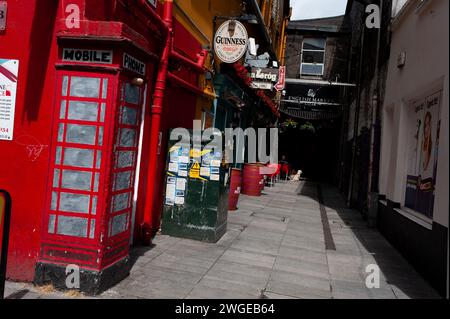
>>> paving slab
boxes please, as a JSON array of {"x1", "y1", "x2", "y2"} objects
[{"x1": 5, "y1": 181, "x2": 441, "y2": 299}]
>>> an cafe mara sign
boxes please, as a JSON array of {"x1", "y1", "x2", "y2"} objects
[{"x1": 214, "y1": 20, "x2": 248, "y2": 64}]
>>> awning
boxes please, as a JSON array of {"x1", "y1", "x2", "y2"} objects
[{"x1": 281, "y1": 81, "x2": 345, "y2": 120}]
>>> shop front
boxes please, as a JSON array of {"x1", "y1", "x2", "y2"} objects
[{"x1": 0, "y1": 0, "x2": 165, "y2": 293}]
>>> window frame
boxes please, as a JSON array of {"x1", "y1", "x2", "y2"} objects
[
  {"x1": 43, "y1": 70, "x2": 115, "y2": 245},
  {"x1": 300, "y1": 38, "x2": 326, "y2": 77}
]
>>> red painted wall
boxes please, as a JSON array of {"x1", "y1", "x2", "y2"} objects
[
  {"x1": 0, "y1": 0, "x2": 60, "y2": 281},
  {"x1": 0, "y1": 0, "x2": 163, "y2": 281}
]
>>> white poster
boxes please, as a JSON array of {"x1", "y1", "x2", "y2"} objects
[
  {"x1": 0, "y1": 59, "x2": 19, "y2": 141},
  {"x1": 405, "y1": 90, "x2": 442, "y2": 217}
]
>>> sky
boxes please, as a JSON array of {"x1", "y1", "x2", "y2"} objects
[{"x1": 290, "y1": 0, "x2": 349, "y2": 21}]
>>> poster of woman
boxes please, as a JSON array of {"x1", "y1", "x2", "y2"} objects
[{"x1": 405, "y1": 90, "x2": 442, "y2": 218}]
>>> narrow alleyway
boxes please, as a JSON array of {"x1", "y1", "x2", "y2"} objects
[{"x1": 5, "y1": 181, "x2": 440, "y2": 299}]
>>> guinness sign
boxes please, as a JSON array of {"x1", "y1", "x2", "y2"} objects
[{"x1": 214, "y1": 20, "x2": 248, "y2": 64}]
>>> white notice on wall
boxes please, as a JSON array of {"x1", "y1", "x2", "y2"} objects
[
  {"x1": 0, "y1": 59, "x2": 19, "y2": 141},
  {"x1": 175, "y1": 196, "x2": 185, "y2": 205},
  {"x1": 176, "y1": 178, "x2": 186, "y2": 191},
  {"x1": 168, "y1": 162, "x2": 178, "y2": 173}
]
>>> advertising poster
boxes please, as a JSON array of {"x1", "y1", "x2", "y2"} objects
[
  {"x1": 405, "y1": 90, "x2": 442, "y2": 218},
  {"x1": 0, "y1": 59, "x2": 19, "y2": 141}
]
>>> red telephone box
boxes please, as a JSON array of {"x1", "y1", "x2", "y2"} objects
[{"x1": 34, "y1": 44, "x2": 150, "y2": 294}]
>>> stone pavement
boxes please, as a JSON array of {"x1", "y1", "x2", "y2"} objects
[{"x1": 4, "y1": 180, "x2": 441, "y2": 299}]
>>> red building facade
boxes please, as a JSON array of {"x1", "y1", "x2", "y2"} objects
[{"x1": 0, "y1": 0, "x2": 203, "y2": 293}]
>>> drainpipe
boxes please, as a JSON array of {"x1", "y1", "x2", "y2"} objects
[
  {"x1": 141, "y1": 0, "x2": 208, "y2": 244},
  {"x1": 141, "y1": 0, "x2": 174, "y2": 244},
  {"x1": 367, "y1": 0, "x2": 385, "y2": 227},
  {"x1": 347, "y1": 22, "x2": 365, "y2": 207},
  {"x1": 368, "y1": 0, "x2": 384, "y2": 193}
]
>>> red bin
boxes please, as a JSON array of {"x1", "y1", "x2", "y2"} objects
[{"x1": 241, "y1": 164, "x2": 262, "y2": 196}]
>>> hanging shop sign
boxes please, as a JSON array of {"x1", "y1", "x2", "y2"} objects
[
  {"x1": 284, "y1": 83, "x2": 341, "y2": 106},
  {"x1": 0, "y1": 1, "x2": 7, "y2": 31},
  {"x1": 214, "y1": 20, "x2": 248, "y2": 64},
  {"x1": 0, "y1": 59, "x2": 19, "y2": 141},
  {"x1": 249, "y1": 67, "x2": 279, "y2": 83},
  {"x1": 251, "y1": 82, "x2": 273, "y2": 90},
  {"x1": 249, "y1": 67, "x2": 279, "y2": 91},
  {"x1": 281, "y1": 83, "x2": 342, "y2": 120},
  {"x1": 274, "y1": 66, "x2": 286, "y2": 91},
  {"x1": 62, "y1": 48, "x2": 113, "y2": 64},
  {"x1": 123, "y1": 53, "x2": 146, "y2": 76}
]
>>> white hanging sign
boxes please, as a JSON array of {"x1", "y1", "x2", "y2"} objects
[
  {"x1": 214, "y1": 20, "x2": 248, "y2": 64},
  {"x1": 0, "y1": 59, "x2": 19, "y2": 141}
]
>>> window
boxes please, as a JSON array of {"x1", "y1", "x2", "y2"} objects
[
  {"x1": 107, "y1": 81, "x2": 142, "y2": 238},
  {"x1": 301, "y1": 38, "x2": 326, "y2": 76},
  {"x1": 48, "y1": 74, "x2": 110, "y2": 239}
]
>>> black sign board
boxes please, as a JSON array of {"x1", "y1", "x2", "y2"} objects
[
  {"x1": 249, "y1": 67, "x2": 279, "y2": 83},
  {"x1": 281, "y1": 83, "x2": 343, "y2": 119}
]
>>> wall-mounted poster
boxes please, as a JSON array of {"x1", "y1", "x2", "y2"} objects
[
  {"x1": 0, "y1": 59, "x2": 19, "y2": 141},
  {"x1": 405, "y1": 90, "x2": 442, "y2": 218}
]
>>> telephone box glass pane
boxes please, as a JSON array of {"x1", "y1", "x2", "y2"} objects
[
  {"x1": 58, "y1": 124, "x2": 65, "y2": 142},
  {"x1": 63, "y1": 148, "x2": 94, "y2": 168},
  {"x1": 124, "y1": 83, "x2": 140, "y2": 104},
  {"x1": 61, "y1": 170, "x2": 92, "y2": 191},
  {"x1": 114, "y1": 171, "x2": 132, "y2": 191},
  {"x1": 113, "y1": 192, "x2": 131, "y2": 212},
  {"x1": 121, "y1": 106, "x2": 138, "y2": 125},
  {"x1": 98, "y1": 127, "x2": 104, "y2": 146},
  {"x1": 117, "y1": 151, "x2": 134, "y2": 168},
  {"x1": 96, "y1": 151, "x2": 102, "y2": 169},
  {"x1": 60, "y1": 101, "x2": 67, "y2": 119},
  {"x1": 66, "y1": 124, "x2": 97, "y2": 145},
  {"x1": 70, "y1": 77, "x2": 101, "y2": 98},
  {"x1": 93, "y1": 173, "x2": 99, "y2": 192},
  {"x1": 92, "y1": 195, "x2": 97, "y2": 214},
  {"x1": 48, "y1": 215, "x2": 56, "y2": 234},
  {"x1": 51, "y1": 191, "x2": 58, "y2": 210},
  {"x1": 102, "y1": 79, "x2": 108, "y2": 99},
  {"x1": 110, "y1": 213, "x2": 128, "y2": 236},
  {"x1": 119, "y1": 128, "x2": 136, "y2": 147},
  {"x1": 53, "y1": 169, "x2": 60, "y2": 187},
  {"x1": 89, "y1": 220, "x2": 95, "y2": 239},
  {"x1": 62, "y1": 76, "x2": 69, "y2": 96},
  {"x1": 57, "y1": 215, "x2": 88, "y2": 237},
  {"x1": 59, "y1": 192, "x2": 90, "y2": 213},
  {"x1": 100, "y1": 103, "x2": 106, "y2": 122},
  {"x1": 68, "y1": 101, "x2": 99, "y2": 122},
  {"x1": 55, "y1": 146, "x2": 62, "y2": 165}
]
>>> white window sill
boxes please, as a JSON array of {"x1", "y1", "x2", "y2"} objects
[
  {"x1": 378, "y1": 199, "x2": 433, "y2": 230},
  {"x1": 394, "y1": 207, "x2": 433, "y2": 230}
]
